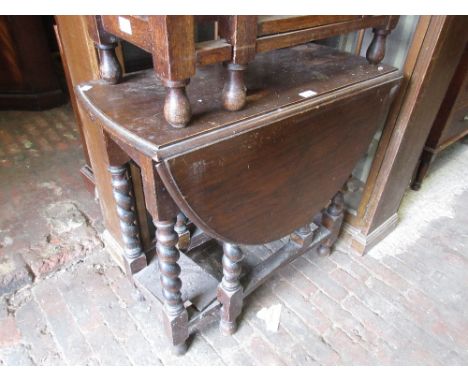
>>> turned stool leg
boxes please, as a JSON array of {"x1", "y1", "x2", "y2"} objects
[
  {"x1": 86, "y1": 16, "x2": 122, "y2": 84},
  {"x1": 366, "y1": 28, "x2": 391, "y2": 65},
  {"x1": 148, "y1": 16, "x2": 196, "y2": 128},
  {"x1": 222, "y1": 63, "x2": 248, "y2": 111},
  {"x1": 155, "y1": 218, "x2": 189, "y2": 355},
  {"x1": 217, "y1": 243, "x2": 244, "y2": 335},
  {"x1": 97, "y1": 43, "x2": 122, "y2": 84},
  {"x1": 163, "y1": 79, "x2": 191, "y2": 128},
  {"x1": 218, "y1": 16, "x2": 256, "y2": 112},
  {"x1": 319, "y1": 191, "x2": 345, "y2": 256},
  {"x1": 109, "y1": 164, "x2": 147, "y2": 274}
]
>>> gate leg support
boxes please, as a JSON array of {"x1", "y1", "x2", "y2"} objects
[
  {"x1": 318, "y1": 191, "x2": 344, "y2": 256},
  {"x1": 155, "y1": 218, "x2": 189, "y2": 355},
  {"x1": 217, "y1": 243, "x2": 244, "y2": 336}
]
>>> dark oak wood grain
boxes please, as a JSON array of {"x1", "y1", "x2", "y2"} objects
[
  {"x1": 95, "y1": 15, "x2": 398, "y2": 126},
  {"x1": 77, "y1": 42, "x2": 401, "y2": 353},
  {"x1": 0, "y1": 16, "x2": 66, "y2": 110},
  {"x1": 257, "y1": 16, "x2": 360, "y2": 36},
  {"x1": 160, "y1": 79, "x2": 398, "y2": 244},
  {"x1": 77, "y1": 44, "x2": 401, "y2": 245},
  {"x1": 412, "y1": 40, "x2": 468, "y2": 190},
  {"x1": 76, "y1": 44, "x2": 399, "y2": 159}
]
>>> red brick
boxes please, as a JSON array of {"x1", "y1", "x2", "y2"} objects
[
  {"x1": 0, "y1": 316, "x2": 21, "y2": 348},
  {"x1": 329, "y1": 267, "x2": 368, "y2": 296},
  {"x1": 279, "y1": 263, "x2": 318, "y2": 298},
  {"x1": 323, "y1": 327, "x2": 377, "y2": 365},
  {"x1": 310, "y1": 291, "x2": 379, "y2": 348},
  {"x1": 32, "y1": 281, "x2": 95, "y2": 365},
  {"x1": 355, "y1": 254, "x2": 411, "y2": 293},
  {"x1": 246, "y1": 336, "x2": 286, "y2": 365},
  {"x1": 271, "y1": 278, "x2": 333, "y2": 334},
  {"x1": 304, "y1": 250, "x2": 338, "y2": 273},
  {"x1": 290, "y1": 257, "x2": 348, "y2": 302}
]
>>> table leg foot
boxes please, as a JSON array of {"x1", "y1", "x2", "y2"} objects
[
  {"x1": 411, "y1": 150, "x2": 434, "y2": 191},
  {"x1": 155, "y1": 218, "x2": 189, "y2": 352},
  {"x1": 172, "y1": 342, "x2": 188, "y2": 356},
  {"x1": 318, "y1": 244, "x2": 331, "y2": 256},
  {"x1": 220, "y1": 319, "x2": 238, "y2": 336},
  {"x1": 217, "y1": 243, "x2": 244, "y2": 335}
]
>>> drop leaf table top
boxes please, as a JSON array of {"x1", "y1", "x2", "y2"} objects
[{"x1": 77, "y1": 43, "x2": 402, "y2": 245}]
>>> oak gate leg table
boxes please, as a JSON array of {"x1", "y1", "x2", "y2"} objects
[{"x1": 77, "y1": 44, "x2": 401, "y2": 355}]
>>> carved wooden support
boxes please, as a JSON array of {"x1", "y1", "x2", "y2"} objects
[
  {"x1": 217, "y1": 243, "x2": 244, "y2": 336},
  {"x1": 175, "y1": 212, "x2": 191, "y2": 251},
  {"x1": 109, "y1": 164, "x2": 147, "y2": 274},
  {"x1": 155, "y1": 218, "x2": 189, "y2": 355},
  {"x1": 318, "y1": 191, "x2": 344, "y2": 256},
  {"x1": 97, "y1": 43, "x2": 122, "y2": 84},
  {"x1": 242, "y1": 222, "x2": 318, "y2": 296},
  {"x1": 366, "y1": 28, "x2": 391, "y2": 65},
  {"x1": 222, "y1": 63, "x2": 248, "y2": 111},
  {"x1": 290, "y1": 223, "x2": 317, "y2": 248},
  {"x1": 163, "y1": 79, "x2": 191, "y2": 128}
]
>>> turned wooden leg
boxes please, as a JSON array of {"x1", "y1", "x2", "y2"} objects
[
  {"x1": 411, "y1": 150, "x2": 435, "y2": 191},
  {"x1": 97, "y1": 43, "x2": 122, "y2": 84},
  {"x1": 217, "y1": 243, "x2": 244, "y2": 335},
  {"x1": 163, "y1": 79, "x2": 191, "y2": 128},
  {"x1": 319, "y1": 191, "x2": 345, "y2": 256},
  {"x1": 109, "y1": 164, "x2": 147, "y2": 274},
  {"x1": 86, "y1": 16, "x2": 122, "y2": 84},
  {"x1": 155, "y1": 218, "x2": 189, "y2": 355},
  {"x1": 175, "y1": 212, "x2": 190, "y2": 251},
  {"x1": 222, "y1": 63, "x2": 247, "y2": 111},
  {"x1": 366, "y1": 28, "x2": 391, "y2": 65}
]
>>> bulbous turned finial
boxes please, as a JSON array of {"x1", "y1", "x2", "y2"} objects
[
  {"x1": 163, "y1": 80, "x2": 191, "y2": 128},
  {"x1": 98, "y1": 43, "x2": 122, "y2": 84},
  {"x1": 366, "y1": 29, "x2": 390, "y2": 65},
  {"x1": 222, "y1": 63, "x2": 247, "y2": 111}
]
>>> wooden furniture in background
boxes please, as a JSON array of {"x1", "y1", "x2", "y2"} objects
[
  {"x1": 86, "y1": 15, "x2": 399, "y2": 127},
  {"x1": 0, "y1": 16, "x2": 66, "y2": 110},
  {"x1": 411, "y1": 42, "x2": 468, "y2": 190},
  {"x1": 76, "y1": 43, "x2": 401, "y2": 354},
  {"x1": 341, "y1": 16, "x2": 468, "y2": 255},
  {"x1": 55, "y1": 16, "x2": 154, "y2": 262},
  {"x1": 54, "y1": 16, "x2": 99, "y2": 191}
]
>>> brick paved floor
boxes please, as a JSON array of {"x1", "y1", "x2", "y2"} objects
[
  {"x1": 0, "y1": 105, "x2": 102, "y2": 295},
  {"x1": 0, "y1": 106, "x2": 467, "y2": 365}
]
